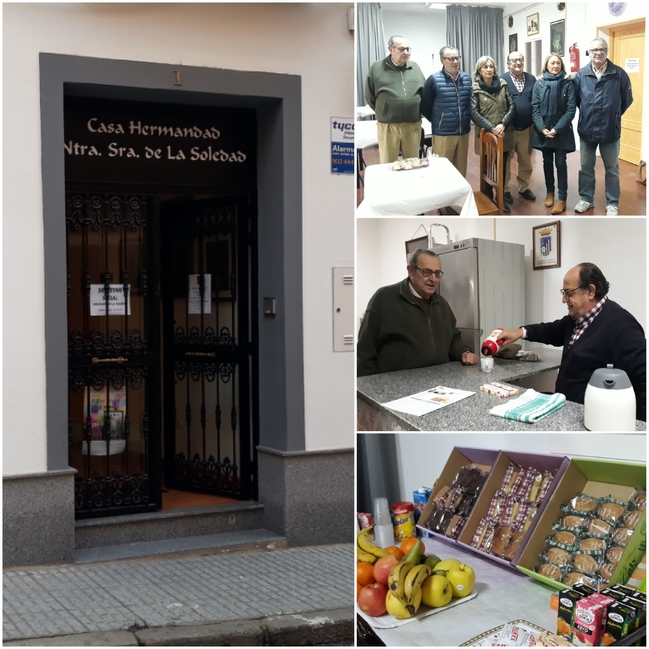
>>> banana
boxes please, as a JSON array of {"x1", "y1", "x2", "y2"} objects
[
  {"x1": 404, "y1": 564, "x2": 432, "y2": 604},
  {"x1": 357, "y1": 528, "x2": 390, "y2": 558},
  {"x1": 357, "y1": 548, "x2": 378, "y2": 564},
  {"x1": 387, "y1": 561, "x2": 414, "y2": 604}
]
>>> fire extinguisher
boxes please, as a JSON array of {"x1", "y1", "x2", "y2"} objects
[{"x1": 569, "y1": 43, "x2": 580, "y2": 73}]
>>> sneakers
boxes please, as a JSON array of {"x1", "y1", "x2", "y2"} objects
[
  {"x1": 519, "y1": 189, "x2": 536, "y2": 201},
  {"x1": 574, "y1": 200, "x2": 595, "y2": 213},
  {"x1": 504, "y1": 192, "x2": 513, "y2": 204},
  {"x1": 606, "y1": 205, "x2": 619, "y2": 216}
]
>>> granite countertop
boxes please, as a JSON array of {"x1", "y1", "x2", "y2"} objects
[{"x1": 357, "y1": 348, "x2": 646, "y2": 431}]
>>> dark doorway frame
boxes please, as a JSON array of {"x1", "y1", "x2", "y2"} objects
[{"x1": 41, "y1": 54, "x2": 306, "y2": 478}]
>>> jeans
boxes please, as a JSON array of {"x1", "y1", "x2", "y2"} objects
[
  {"x1": 578, "y1": 139, "x2": 621, "y2": 206},
  {"x1": 542, "y1": 149, "x2": 568, "y2": 201}
]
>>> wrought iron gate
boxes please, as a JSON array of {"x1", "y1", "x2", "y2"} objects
[
  {"x1": 66, "y1": 192, "x2": 160, "y2": 517},
  {"x1": 161, "y1": 196, "x2": 256, "y2": 500}
]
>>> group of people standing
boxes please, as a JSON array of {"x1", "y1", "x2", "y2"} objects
[{"x1": 364, "y1": 35, "x2": 633, "y2": 215}]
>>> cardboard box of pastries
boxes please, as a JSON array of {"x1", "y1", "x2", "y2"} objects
[
  {"x1": 516, "y1": 457, "x2": 646, "y2": 591},
  {"x1": 456, "y1": 450, "x2": 571, "y2": 568},
  {"x1": 415, "y1": 447, "x2": 498, "y2": 547}
]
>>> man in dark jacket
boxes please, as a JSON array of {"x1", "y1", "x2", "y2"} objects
[
  {"x1": 498, "y1": 263, "x2": 646, "y2": 421},
  {"x1": 365, "y1": 35, "x2": 425, "y2": 164},
  {"x1": 502, "y1": 51, "x2": 537, "y2": 204},
  {"x1": 420, "y1": 45, "x2": 472, "y2": 176},
  {"x1": 573, "y1": 38, "x2": 633, "y2": 216},
  {"x1": 357, "y1": 249, "x2": 479, "y2": 376}
]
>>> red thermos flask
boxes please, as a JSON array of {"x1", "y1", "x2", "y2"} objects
[{"x1": 481, "y1": 329, "x2": 505, "y2": 356}]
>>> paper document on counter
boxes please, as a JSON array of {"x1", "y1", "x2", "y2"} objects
[{"x1": 382, "y1": 386, "x2": 475, "y2": 416}]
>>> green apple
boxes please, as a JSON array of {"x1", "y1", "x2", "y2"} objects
[
  {"x1": 420, "y1": 574, "x2": 453, "y2": 608},
  {"x1": 432, "y1": 557, "x2": 461, "y2": 574},
  {"x1": 446, "y1": 563, "x2": 475, "y2": 598},
  {"x1": 424, "y1": 554, "x2": 441, "y2": 570}
]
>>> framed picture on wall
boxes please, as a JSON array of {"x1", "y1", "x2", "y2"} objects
[
  {"x1": 509, "y1": 33, "x2": 518, "y2": 53},
  {"x1": 405, "y1": 235, "x2": 429, "y2": 261},
  {"x1": 527, "y1": 13, "x2": 540, "y2": 37},
  {"x1": 533, "y1": 221, "x2": 561, "y2": 270},
  {"x1": 550, "y1": 19, "x2": 565, "y2": 56}
]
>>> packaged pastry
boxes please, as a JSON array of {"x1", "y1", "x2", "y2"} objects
[
  {"x1": 512, "y1": 468, "x2": 536, "y2": 501},
  {"x1": 486, "y1": 493, "x2": 505, "y2": 522},
  {"x1": 528, "y1": 469, "x2": 543, "y2": 503},
  {"x1": 499, "y1": 498, "x2": 518, "y2": 526},
  {"x1": 432, "y1": 485, "x2": 450, "y2": 506},
  {"x1": 597, "y1": 499, "x2": 626, "y2": 525},
  {"x1": 611, "y1": 527, "x2": 634, "y2": 547},
  {"x1": 572, "y1": 553, "x2": 600, "y2": 574},
  {"x1": 536, "y1": 470, "x2": 556, "y2": 504},
  {"x1": 587, "y1": 517, "x2": 613, "y2": 537},
  {"x1": 471, "y1": 518, "x2": 490, "y2": 549},
  {"x1": 536, "y1": 561, "x2": 563, "y2": 581},
  {"x1": 479, "y1": 521, "x2": 496, "y2": 552},
  {"x1": 447, "y1": 514, "x2": 467, "y2": 539},
  {"x1": 443, "y1": 485, "x2": 465, "y2": 512},
  {"x1": 622, "y1": 509, "x2": 642, "y2": 529},
  {"x1": 457, "y1": 493, "x2": 476, "y2": 516},
  {"x1": 559, "y1": 514, "x2": 589, "y2": 530},
  {"x1": 606, "y1": 545, "x2": 625, "y2": 564},
  {"x1": 629, "y1": 488, "x2": 646, "y2": 510},
  {"x1": 498, "y1": 464, "x2": 519, "y2": 494},
  {"x1": 600, "y1": 562, "x2": 617, "y2": 582},
  {"x1": 549, "y1": 530, "x2": 578, "y2": 548},
  {"x1": 579, "y1": 537, "x2": 607, "y2": 554},
  {"x1": 566, "y1": 493, "x2": 599, "y2": 514},
  {"x1": 491, "y1": 524, "x2": 512, "y2": 557},
  {"x1": 562, "y1": 571, "x2": 596, "y2": 588},
  {"x1": 544, "y1": 546, "x2": 571, "y2": 567},
  {"x1": 503, "y1": 529, "x2": 526, "y2": 561}
]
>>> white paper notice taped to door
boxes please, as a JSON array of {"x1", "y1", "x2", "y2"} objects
[
  {"x1": 188, "y1": 274, "x2": 212, "y2": 314},
  {"x1": 90, "y1": 284, "x2": 131, "y2": 316},
  {"x1": 625, "y1": 58, "x2": 640, "y2": 73}
]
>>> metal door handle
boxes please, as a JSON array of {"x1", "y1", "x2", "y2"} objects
[{"x1": 91, "y1": 356, "x2": 128, "y2": 364}]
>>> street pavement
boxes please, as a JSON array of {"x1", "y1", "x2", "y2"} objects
[{"x1": 3, "y1": 544, "x2": 355, "y2": 645}]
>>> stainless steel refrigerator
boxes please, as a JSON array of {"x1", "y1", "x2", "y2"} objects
[{"x1": 432, "y1": 237, "x2": 525, "y2": 355}]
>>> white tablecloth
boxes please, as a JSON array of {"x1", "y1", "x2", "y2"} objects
[
  {"x1": 357, "y1": 156, "x2": 478, "y2": 216},
  {"x1": 356, "y1": 105, "x2": 375, "y2": 119}
]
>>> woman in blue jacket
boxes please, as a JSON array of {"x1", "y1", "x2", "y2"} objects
[{"x1": 531, "y1": 53, "x2": 576, "y2": 215}]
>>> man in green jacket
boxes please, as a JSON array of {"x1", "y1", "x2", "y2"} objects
[
  {"x1": 365, "y1": 35, "x2": 425, "y2": 164},
  {"x1": 357, "y1": 249, "x2": 479, "y2": 376}
]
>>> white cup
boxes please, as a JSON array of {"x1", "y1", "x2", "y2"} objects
[{"x1": 480, "y1": 357, "x2": 494, "y2": 373}]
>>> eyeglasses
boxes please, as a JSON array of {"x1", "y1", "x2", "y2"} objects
[
  {"x1": 414, "y1": 267, "x2": 444, "y2": 278},
  {"x1": 442, "y1": 56, "x2": 461, "y2": 62},
  {"x1": 509, "y1": 58, "x2": 524, "y2": 64},
  {"x1": 393, "y1": 46, "x2": 411, "y2": 53},
  {"x1": 590, "y1": 48, "x2": 608, "y2": 54},
  {"x1": 481, "y1": 65, "x2": 495, "y2": 69},
  {"x1": 560, "y1": 286, "x2": 586, "y2": 298}
]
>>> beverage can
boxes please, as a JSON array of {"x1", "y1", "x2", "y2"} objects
[
  {"x1": 357, "y1": 512, "x2": 374, "y2": 534},
  {"x1": 481, "y1": 328, "x2": 505, "y2": 356},
  {"x1": 392, "y1": 501, "x2": 415, "y2": 541}
]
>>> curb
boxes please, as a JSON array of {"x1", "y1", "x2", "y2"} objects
[{"x1": 4, "y1": 607, "x2": 355, "y2": 646}]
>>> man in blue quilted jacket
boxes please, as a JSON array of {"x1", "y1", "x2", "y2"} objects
[{"x1": 420, "y1": 45, "x2": 472, "y2": 177}]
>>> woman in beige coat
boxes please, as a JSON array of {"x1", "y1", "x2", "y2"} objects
[{"x1": 471, "y1": 55, "x2": 516, "y2": 213}]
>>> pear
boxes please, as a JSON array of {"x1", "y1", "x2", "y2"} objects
[{"x1": 424, "y1": 554, "x2": 441, "y2": 570}]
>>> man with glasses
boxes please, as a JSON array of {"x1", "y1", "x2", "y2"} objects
[
  {"x1": 420, "y1": 45, "x2": 472, "y2": 177},
  {"x1": 357, "y1": 249, "x2": 479, "y2": 376},
  {"x1": 573, "y1": 37, "x2": 633, "y2": 216},
  {"x1": 502, "y1": 52, "x2": 537, "y2": 204},
  {"x1": 365, "y1": 35, "x2": 425, "y2": 164},
  {"x1": 498, "y1": 263, "x2": 645, "y2": 420}
]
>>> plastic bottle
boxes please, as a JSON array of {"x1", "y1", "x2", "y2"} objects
[{"x1": 481, "y1": 328, "x2": 505, "y2": 356}]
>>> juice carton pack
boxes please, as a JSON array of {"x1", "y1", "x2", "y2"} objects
[
  {"x1": 572, "y1": 596, "x2": 605, "y2": 646},
  {"x1": 603, "y1": 601, "x2": 637, "y2": 645},
  {"x1": 412, "y1": 487, "x2": 432, "y2": 524},
  {"x1": 556, "y1": 585, "x2": 598, "y2": 640}
]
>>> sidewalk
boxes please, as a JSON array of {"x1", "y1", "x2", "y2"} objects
[{"x1": 3, "y1": 544, "x2": 354, "y2": 645}]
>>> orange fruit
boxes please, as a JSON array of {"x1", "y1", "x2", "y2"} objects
[
  {"x1": 356, "y1": 561, "x2": 376, "y2": 586},
  {"x1": 385, "y1": 545, "x2": 404, "y2": 560},
  {"x1": 399, "y1": 537, "x2": 418, "y2": 555},
  {"x1": 356, "y1": 582, "x2": 363, "y2": 600}
]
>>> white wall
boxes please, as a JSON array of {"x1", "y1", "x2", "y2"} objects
[
  {"x1": 2, "y1": 3, "x2": 354, "y2": 475},
  {"x1": 381, "y1": 4, "x2": 447, "y2": 79},
  {"x1": 393, "y1": 433, "x2": 646, "y2": 504},
  {"x1": 356, "y1": 217, "x2": 646, "y2": 335}
]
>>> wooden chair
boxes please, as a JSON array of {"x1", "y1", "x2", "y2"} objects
[{"x1": 473, "y1": 127, "x2": 504, "y2": 215}]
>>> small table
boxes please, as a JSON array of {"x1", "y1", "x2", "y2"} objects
[{"x1": 357, "y1": 156, "x2": 478, "y2": 216}]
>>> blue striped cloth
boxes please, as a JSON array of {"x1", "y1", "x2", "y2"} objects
[{"x1": 489, "y1": 389, "x2": 566, "y2": 423}]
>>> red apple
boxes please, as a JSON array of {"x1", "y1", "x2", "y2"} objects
[
  {"x1": 372, "y1": 554, "x2": 399, "y2": 585},
  {"x1": 358, "y1": 583, "x2": 388, "y2": 617}
]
